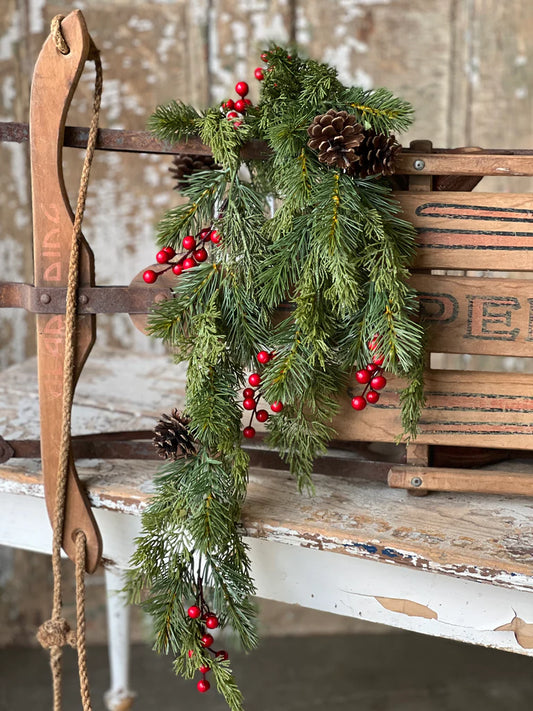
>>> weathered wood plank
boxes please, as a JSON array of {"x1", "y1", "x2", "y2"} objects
[
  {"x1": 388, "y1": 465, "x2": 533, "y2": 497},
  {"x1": 449, "y1": 0, "x2": 533, "y2": 194},
  {"x1": 396, "y1": 153, "x2": 533, "y2": 177},
  {"x1": 396, "y1": 192, "x2": 533, "y2": 270},
  {"x1": 2, "y1": 458, "x2": 533, "y2": 592},
  {"x1": 295, "y1": 0, "x2": 453, "y2": 147},
  {"x1": 336, "y1": 370, "x2": 533, "y2": 449},
  {"x1": 411, "y1": 273, "x2": 533, "y2": 357}
]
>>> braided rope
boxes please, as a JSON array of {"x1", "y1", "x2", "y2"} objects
[{"x1": 37, "y1": 16, "x2": 102, "y2": 711}]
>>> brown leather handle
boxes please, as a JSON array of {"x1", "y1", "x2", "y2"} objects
[{"x1": 30, "y1": 11, "x2": 101, "y2": 573}]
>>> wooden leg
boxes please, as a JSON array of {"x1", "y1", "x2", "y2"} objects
[{"x1": 103, "y1": 566, "x2": 136, "y2": 711}]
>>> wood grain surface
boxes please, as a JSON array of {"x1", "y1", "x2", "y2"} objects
[
  {"x1": 399, "y1": 192, "x2": 533, "y2": 270},
  {"x1": 30, "y1": 11, "x2": 101, "y2": 571},
  {"x1": 336, "y1": 369, "x2": 533, "y2": 450},
  {"x1": 1, "y1": 346, "x2": 533, "y2": 594},
  {"x1": 2, "y1": 1, "x2": 533, "y2": 368}
]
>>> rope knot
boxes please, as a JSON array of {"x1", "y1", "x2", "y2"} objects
[
  {"x1": 37, "y1": 617, "x2": 77, "y2": 649},
  {"x1": 50, "y1": 14, "x2": 70, "y2": 55}
]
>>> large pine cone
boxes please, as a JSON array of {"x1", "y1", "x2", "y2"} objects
[
  {"x1": 351, "y1": 131, "x2": 401, "y2": 178},
  {"x1": 170, "y1": 153, "x2": 219, "y2": 190},
  {"x1": 153, "y1": 409, "x2": 197, "y2": 460},
  {"x1": 307, "y1": 110, "x2": 365, "y2": 170}
]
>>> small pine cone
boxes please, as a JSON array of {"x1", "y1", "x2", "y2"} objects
[
  {"x1": 169, "y1": 153, "x2": 219, "y2": 190},
  {"x1": 307, "y1": 109, "x2": 365, "y2": 170},
  {"x1": 351, "y1": 131, "x2": 401, "y2": 179},
  {"x1": 153, "y1": 410, "x2": 197, "y2": 460}
]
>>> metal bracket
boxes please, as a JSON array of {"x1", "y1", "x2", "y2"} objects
[{"x1": 0, "y1": 282, "x2": 171, "y2": 314}]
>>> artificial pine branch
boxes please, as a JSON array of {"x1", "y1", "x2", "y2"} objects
[{"x1": 127, "y1": 44, "x2": 426, "y2": 709}]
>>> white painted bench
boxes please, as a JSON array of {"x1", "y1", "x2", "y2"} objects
[{"x1": 2, "y1": 345, "x2": 533, "y2": 709}]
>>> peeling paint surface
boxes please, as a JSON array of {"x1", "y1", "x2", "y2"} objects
[
  {"x1": 375, "y1": 597, "x2": 438, "y2": 620},
  {"x1": 495, "y1": 615, "x2": 533, "y2": 649}
]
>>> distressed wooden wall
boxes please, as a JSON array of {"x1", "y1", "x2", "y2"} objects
[
  {"x1": 0, "y1": 0, "x2": 532, "y2": 646},
  {"x1": 1, "y1": 0, "x2": 532, "y2": 369}
]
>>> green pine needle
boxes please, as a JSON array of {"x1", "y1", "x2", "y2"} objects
[{"x1": 128, "y1": 43, "x2": 425, "y2": 710}]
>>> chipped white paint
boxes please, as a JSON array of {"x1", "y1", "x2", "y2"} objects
[
  {"x1": 247, "y1": 523, "x2": 533, "y2": 594},
  {"x1": 3, "y1": 488, "x2": 533, "y2": 658},
  {"x1": 103, "y1": 567, "x2": 135, "y2": 711}
]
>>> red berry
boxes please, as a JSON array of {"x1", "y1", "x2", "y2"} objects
[
  {"x1": 270, "y1": 401, "x2": 283, "y2": 413},
  {"x1": 199, "y1": 228, "x2": 211, "y2": 240},
  {"x1": 261, "y1": 52, "x2": 269, "y2": 62},
  {"x1": 243, "y1": 426, "x2": 256, "y2": 439},
  {"x1": 226, "y1": 110, "x2": 238, "y2": 119},
  {"x1": 163, "y1": 246, "x2": 176, "y2": 257},
  {"x1": 366, "y1": 363, "x2": 378, "y2": 372},
  {"x1": 210, "y1": 230, "x2": 221, "y2": 244},
  {"x1": 256, "y1": 409, "x2": 268, "y2": 423},
  {"x1": 188, "y1": 650, "x2": 194, "y2": 658},
  {"x1": 355, "y1": 369, "x2": 371, "y2": 385},
  {"x1": 216, "y1": 650, "x2": 229, "y2": 661},
  {"x1": 368, "y1": 335, "x2": 379, "y2": 351},
  {"x1": 233, "y1": 121, "x2": 243, "y2": 128},
  {"x1": 182, "y1": 257, "x2": 197, "y2": 270},
  {"x1": 351, "y1": 396, "x2": 367, "y2": 411},
  {"x1": 249, "y1": 373, "x2": 261, "y2": 387},
  {"x1": 194, "y1": 248, "x2": 208, "y2": 262},
  {"x1": 172, "y1": 263, "x2": 183, "y2": 275},
  {"x1": 370, "y1": 375, "x2": 387, "y2": 390},
  {"x1": 188, "y1": 605, "x2": 201, "y2": 619},
  {"x1": 156, "y1": 250, "x2": 169, "y2": 264},
  {"x1": 244, "y1": 98, "x2": 252, "y2": 106},
  {"x1": 201, "y1": 634, "x2": 214, "y2": 648},
  {"x1": 254, "y1": 67, "x2": 264, "y2": 80},
  {"x1": 235, "y1": 81, "x2": 249, "y2": 97},
  {"x1": 199, "y1": 665, "x2": 211, "y2": 674},
  {"x1": 366, "y1": 390, "x2": 380, "y2": 404},
  {"x1": 223, "y1": 99, "x2": 234, "y2": 110},
  {"x1": 143, "y1": 269, "x2": 157, "y2": 284},
  {"x1": 243, "y1": 398, "x2": 256, "y2": 411},
  {"x1": 205, "y1": 615, "x2": 219, "y2": 629},
  {"x1": 243, "y1": 387, "x2": 255, "y2": 398},
  {"x1": 197, "y1": 679, "x2": 210, "y2": 693},
  {"x1": 183, "y1": 235, "x2": 196, "y2": 250},
  {"x1": 257, "y1": 350, "x2": 270, "y2": 364},
  {"x1": 372, "y1": 354, "x2": 385, "y2": 366},
  {"x1": 234, "y1": 99, "x2": 246, "y2": 113}
]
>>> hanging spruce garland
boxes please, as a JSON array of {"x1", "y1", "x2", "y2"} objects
[{"x1": 126, "y1": 46, "x2": 426, "y2": 709}]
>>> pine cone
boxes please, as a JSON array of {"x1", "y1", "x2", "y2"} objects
[
  {"x1": 153, "y1": 410, "x2": 197, "y2": 460},
  {"x1": 307, "y1": 110, "x2": 365, "y2": 170},
  {"x1": 169, "y1": 153, "x2": 219, "y2": 190},
  {"x1": 351, "y1": 131, "x2": 401, "y2": 179}
]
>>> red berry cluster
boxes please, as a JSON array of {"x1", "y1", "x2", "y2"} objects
[
  {"x1": 142, "y1": 227, "x2": 220, "y2": 284},
  {"x1": 351, "y1": 337, "x2": 387, "y2": 411},
  {"x1": 187, "y1": 582, "x2": 228, "y2": 694},
  {"x1": 241, "y1": 351, "x2": 283, "y2": 439},
  {"x1": 221, "y1": 82, "x2": 252, "y2": 129}
]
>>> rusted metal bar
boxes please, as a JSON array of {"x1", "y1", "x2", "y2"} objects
[
  {"x1": 2, "y1": 121, "x2": 533, "y2": 173},
  {"x1": 0, "y1": 431, "x2": 395, "y2": 480},
  {"x1": 0, "y1": 121, "x2": 271, "y2": 160},
  {"x1": 0, "y1": 282, "x2": 171, "y2": 314}
]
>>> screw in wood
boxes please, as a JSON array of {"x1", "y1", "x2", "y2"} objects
[
  {"x1": 411, "y1": 476, "x2": 423, "y2": 487},
  {"x1": 413, "y1": 159, "x2": 425, "y2": 171}
]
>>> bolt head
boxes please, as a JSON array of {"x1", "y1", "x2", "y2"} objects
[
  {"x1": 411, "y1": 476, "x2": 423, "y2": 487},
  {"x1": 413, "y1": 159, "x2": 425, "y2": 171}
]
